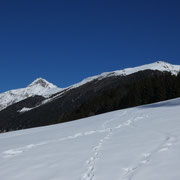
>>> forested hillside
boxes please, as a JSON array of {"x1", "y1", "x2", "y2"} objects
[{"x1": 0, "y1": 70, "x2": 180, "y2": 133}]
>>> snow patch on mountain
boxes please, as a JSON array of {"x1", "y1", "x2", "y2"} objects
[{"x1": 18, "y1": 107, "x2": 33, "y2": 113}]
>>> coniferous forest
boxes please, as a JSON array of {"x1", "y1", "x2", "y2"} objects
[{"x1": 60, "y1": 71, "x2": 180, "y2": 122}]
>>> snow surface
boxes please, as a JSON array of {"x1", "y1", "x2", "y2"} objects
[{"x1": 0, "y1": 98, "x2": 180, "y2": 180}]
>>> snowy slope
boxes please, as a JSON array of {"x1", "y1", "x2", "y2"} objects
[
  {"x1": 0, "y1": 78, "x2": 61, "y2": 111},
  {"x1": 0, "y1": 98, "x2": 180, "y2": 180}
]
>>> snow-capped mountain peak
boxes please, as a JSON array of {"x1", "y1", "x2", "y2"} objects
[
  {"x1": 117, "y1": 61, "x2": 180, "y2": 76},
  {"x1": 27, "y1": 78, "x2": 57, "y2": 88},
  {"x1": 0, "y1": 78, "x2": 61, "y2": 111},
  {"x1": 111, "y1": 61, "x2": 180, "y2": 76}
]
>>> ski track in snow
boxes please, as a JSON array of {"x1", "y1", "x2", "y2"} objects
[
  {"x1": 80, "y1": 110, "x2": 148, "y2": 180},
  {"x1": 1, "y1": 130, "x2": 106, "y2": 158},
  {"x1": 80, "y1": 109, "x2": 177, "y2": 180},
  {"x1": 80, "y1": 120, "x2": 114, "y2": 180},
  {"x1": 122, "y1": 133, "x2": 177, "y2": 180}
]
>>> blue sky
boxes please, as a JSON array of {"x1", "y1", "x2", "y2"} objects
[{"x1": 0, "y1": 0, "x2": 180, "y2": 92}]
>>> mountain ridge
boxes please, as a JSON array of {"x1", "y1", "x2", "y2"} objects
[
  {"x1": 0, "y1": 61, "x2": 180, "y2": 112},
  {"x1": 65, "y1": 61, "x2": 180, "y2": 91}
]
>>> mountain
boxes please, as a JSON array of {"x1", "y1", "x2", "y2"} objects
[
  {"x1": 0, "y1": 78, "x2": 61, "y2": 111},
  {"x1": 0, "y1": 97, "x2": 180, "y2": 180},
  {"x1": 64, "y1": 61, "x2": 180, "y2": 90},
  {"x1": 0, "y1": 61, "x2": 180, "y2": 132},
  {"x1": 0, "y1": 61, "x2": 179, "y2": 112}
]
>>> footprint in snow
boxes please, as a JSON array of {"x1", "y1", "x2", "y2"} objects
[
  {"x1": 84, "y1": 131, "x2": 96, "y2": 135},
  {"x1": 124, "y1": 120, "x2": 132, "y2": 126},
  {"x1": 3, "y1": 149, "x2": 23, "y2": 158},
  {"x1": 67, "y1": 133, "x2": 83, "y2": 139},
  {"x1": 134, "y1": 116, "x2": 144, "y2": 122},
  {"x1": 142, "y1": 153, "x2": 151, "y2": 158},
  {"x1": 158, "y1": 147, "x2": 169, "y2": 152}
]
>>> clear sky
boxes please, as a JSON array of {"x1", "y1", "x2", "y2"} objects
[{"x1": 0, "y1": 0, "x2": 180, "y2": 92}]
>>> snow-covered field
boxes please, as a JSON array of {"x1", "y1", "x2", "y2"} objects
[{"x1": 0, "y1": 98, "x2": 180, "y2": 180}]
